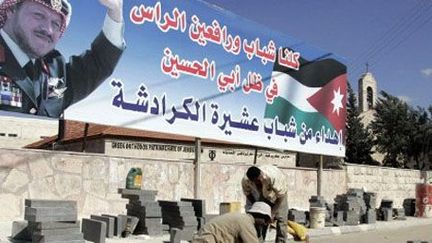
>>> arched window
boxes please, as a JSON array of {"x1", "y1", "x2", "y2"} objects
[{"x1": 367, "y1": 87, "x2": 373, "y2": 109}]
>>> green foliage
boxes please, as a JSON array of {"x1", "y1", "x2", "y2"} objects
[
  {"x1": 370, "y1": 91, "x2": 416, "y2": 167},
  {"x1": 345, "y1": 83, "x2": 374, "y2": 164}
]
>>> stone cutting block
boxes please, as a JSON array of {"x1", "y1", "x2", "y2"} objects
[
  {"x1": 25, "y1": 199, "x2": 77, "y2": 208},
  {"x1": 128, "y1": 200, "x2": 160, "y2": 208},
  {"x1": 82, "y1": 218, "x2": 106, "y2": 243},
  {"x1": 181, "y1": 198, "x2": 206, "y2": 218},
  {"x1": 288, "y1": 209, "x2": 306, "y2": 224},
  {"x1": 24, "y1": 207, "x2": 77, "y2": 222},
  {"x1": 91, "y1": 215, "x2": 115, "y2": 238},
  {"x1": 101, "y1": 214, "x2": 119, "y2": 236}
]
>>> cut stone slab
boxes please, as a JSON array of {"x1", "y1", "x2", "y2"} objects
[
  {"x1": 101, "y1": 214, "x2": 119, "y2": 236},
  {"x1": 11, "y1": 221, "x2": 31, "y2": 241},
  {"x1": 82, "y1": 218, "x2": 106, "y2": 243},
  {"x1": 90, "y1": 215, "x2": 115, "y2": 238},
  {"x1": 25, "y1": 199, "x2": 76, "y2": 208},
  {"x1": 24, "y1": 207, "x2": 77, "y2": 222}
]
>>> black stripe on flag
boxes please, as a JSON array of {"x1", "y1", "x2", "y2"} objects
[{"x1": 273, "y1": 47, "x2": 347, "y2": 88}]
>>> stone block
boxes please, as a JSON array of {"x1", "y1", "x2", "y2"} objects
[
  {"x1": 24, "y1": 207, "x2": 77, "y2": 222},
  {"x1": 28, "y1": 221, "x2": 80, "y2": 230},
  {"x1": 32, "y1": 232, "x2": 84, "y2": 242},
  {"x1": 90, "y1": 215, "x2": 115, "y2": 238},
  {"x1": 170, "y1": 227, "x2": 195, "y2": 243},
  {"x1": 383, "y1": 208, "x2": 393, "y2": 221},
  {"x1": 336, "y1": 211, "x2": 344, "y2": 226},
  {"x1": 101, "y1": 214, "x2": 119, "y2": 236},
  {"x1": 364, "y1": 209, "x2": 376, "y2": 224},
  {"x1": 25, "y1": 199, "x2": 76, "y2": 208},
  {"x1": 11, "y1": 220, "x2": 31, "y2": 241},
  {"x1": 181, "y1": 198, "x2": 206, "y2": 218},
  {"x1": 344, "y1": 211, "x2": 360, "y2": 225},
  {"x1": 82, "y1": 218, "x2": 106, "y2": 243}
]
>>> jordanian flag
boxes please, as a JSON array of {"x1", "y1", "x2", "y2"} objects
[{"x1": 264, "y1": 49, "x2": 347, "y2": 137}]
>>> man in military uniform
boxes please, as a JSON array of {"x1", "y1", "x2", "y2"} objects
[{"x1": 0, "y1": 0, "x2": 125, "y2": 117}]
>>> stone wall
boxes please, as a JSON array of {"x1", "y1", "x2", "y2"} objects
[
  {"x1": 0, "y1": 148, "x2": 429, "y2": 222},
  {"x1": 346, "y1": 164, "x2": 424, "y2": 208}
]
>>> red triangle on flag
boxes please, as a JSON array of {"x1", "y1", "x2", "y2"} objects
[{"x1": 307, "y1": 74, "x2": 347, "y2": 131}]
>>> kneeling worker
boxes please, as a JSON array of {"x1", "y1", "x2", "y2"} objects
[{"x1": 192, "y1": 201, "x2": 272, "y2": 243}]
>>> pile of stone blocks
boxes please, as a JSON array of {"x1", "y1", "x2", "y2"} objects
[
  {"x1": 11, "y1": 199, "x2": 84, "y2": 242},
  {"x1": 403, "y1": 198, "x2": 416, "y2": 216},
  {"x1": 159, "y1": 200, "x2": 199, "y2": 242},
  {"x1": 181, "y1": 198, "x2": 206, "y2": 230},
  {"x1": 82, "y1": 214, "x2": 139, "y2": 242},
  {"x1": 119, "y1": 188, "x2": 164, "y2": 236},
  {"x1": 333, "y1": 188, "x2": 376, "y2": 226},
  {"x1": 378, "y1": 199, "x2": 393, "y2": 221}
]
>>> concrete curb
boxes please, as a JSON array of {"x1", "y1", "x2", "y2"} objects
[
  {"x1": 307, "y1": 217, "x2": 432, "y2": 239},
  {"x1": 2, "y1": 217, "x2": 432, "y2": 242}
]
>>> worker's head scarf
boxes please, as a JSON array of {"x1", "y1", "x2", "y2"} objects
[{"x1": 0, "y1": 0, "x2": 72, "y2": 34}]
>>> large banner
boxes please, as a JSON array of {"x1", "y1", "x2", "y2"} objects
[{"x1": 63, "y1": 0, "x2": 347, "y2": 156}]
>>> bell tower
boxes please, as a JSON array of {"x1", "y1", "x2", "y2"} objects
[{"x1": 358, "y1": 71, "x2": 377, "y2": 113}]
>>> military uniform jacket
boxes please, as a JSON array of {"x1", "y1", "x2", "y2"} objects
[{"x1": 0, "y1": 32, "x2": 123, "y2": 117}]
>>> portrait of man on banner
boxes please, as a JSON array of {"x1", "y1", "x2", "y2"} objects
[{"x1": 0, "y1": 0, "x2": 125, "y2": 118}]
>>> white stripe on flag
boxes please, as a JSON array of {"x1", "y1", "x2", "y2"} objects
[{"x1": 272, "y1": 71, "x2": 319, "y2": 112}]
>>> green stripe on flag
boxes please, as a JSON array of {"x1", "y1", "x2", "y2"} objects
[{"x1": 264, "y1": 96, "x2": 335, "y2": 133}]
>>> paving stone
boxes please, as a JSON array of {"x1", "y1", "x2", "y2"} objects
[
  {"x1": 91, "y1": 215, "x2": 115, "y2": 238},
  {"x1": 383, "y1": 208, "x2": 393, "y2": 221},
  {"x1": 344, "y1": 211, "x2": 360, "y2": 225},
  {"x1": 24, "y1": 208, "x2": 77, "y2": 222},
  {"x1": 24, "y1": 199, "x2": 76, "y2": 209},
  {"x1": 32, "y1": 232, "x2": 84, "y2": 242},
  {"x1": 82, "y1": 218, "x2": 106, "y2": 243},
  {"x1": 363, "y1": 209, "x2": 376, "y2": 224},
  {"x1": 101, "y1": 214, "x2": 119, "y2": 236},
  {"x1": 28, "y1": 221, "x2": 80, "y2": 230},
  {"x1": 181, "y1": 198, "x2": 206, "y2": 218},
  {"x1": 170, "y1": 227, "x2": 195, "y2": 242},
  {"x1": 11, "y1": 221, "x2": 31, "y2": 241}
]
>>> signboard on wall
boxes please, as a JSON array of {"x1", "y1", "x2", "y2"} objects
[{"x1": 2, "y1": 0, "x2": 347, "y2": 156}]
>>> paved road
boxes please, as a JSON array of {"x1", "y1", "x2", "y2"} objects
[{"x1": 312, "y1": 224, "x2": 432, "y2": 243}]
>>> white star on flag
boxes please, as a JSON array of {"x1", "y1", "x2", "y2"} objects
[{"x1": 331, "y1": 87, "x2": 344, "y2": 116}]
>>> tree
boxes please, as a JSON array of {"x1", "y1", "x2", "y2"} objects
[
  {"x1": 345, "y1": 83, "x2": 374, "y2": 164},
  {"x1": 370, "y1": 91, "x2": 412, "y2": 168},
  {"x1": 407, "y1": 106, "x2": 432, "y2": 169}
]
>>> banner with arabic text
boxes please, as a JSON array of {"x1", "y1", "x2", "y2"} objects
[{"x1": 64, "y1": 0, "x2": 347, "y2": 156}]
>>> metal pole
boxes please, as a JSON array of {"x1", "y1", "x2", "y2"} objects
[
  {"x1": 253, "y1": 147, "x2": 258, "y2": 165},
  {"x1": 194, "y1": 137, "x2": 202, "y2": 199},
  {"x1": 317, "y1": 155, "x2": 323, "y2": 196}
]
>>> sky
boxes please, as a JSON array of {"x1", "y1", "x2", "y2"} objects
[
  {"x1": 201, "y1": 0, "x2": 432, "y2": 108},
  {"x1": 60, "y1": 0, "x2": 432, "y2": 109}
]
